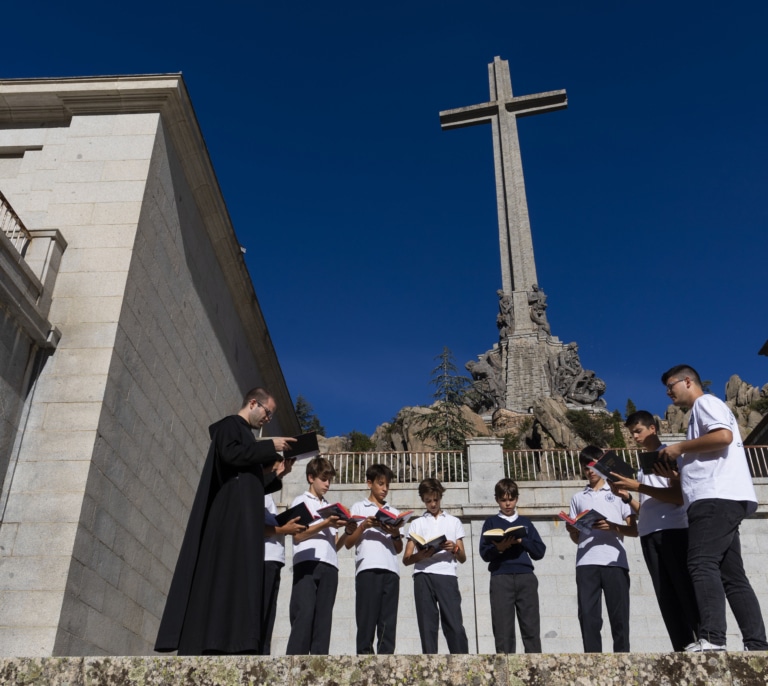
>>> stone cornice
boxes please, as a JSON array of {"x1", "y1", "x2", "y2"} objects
[{"x1": 0, "y1": 74, "x2": 299, "y2": 433}]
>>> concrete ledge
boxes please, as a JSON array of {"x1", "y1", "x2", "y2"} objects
[{"x1": 2, "y1": 654, "x2": 767, "y2": 686}]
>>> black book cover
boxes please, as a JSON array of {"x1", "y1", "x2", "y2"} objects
[
  {"x1": 283, "y1": 431, "x2": 320, "y2": 461},
  {"x1": 275, "y1": 502, "x2": 315, "y2": 527},
  {"x1": 591, "y1": 450, "x2": 635, "y2": 482}
]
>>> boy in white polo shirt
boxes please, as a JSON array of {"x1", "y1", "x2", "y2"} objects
[
  {"x1": 659, "y1": 364, "x2": 768, "y2": 652},
  {"x1": 344, "y1": 463, "x2": 404, "y2": 654},
  {"x1": 403, "y1": 477, "x2": 468, "y2": 654},
  {"x1": 608, "y1": 410, "x2": 699, "y2": 651},
  {"x1": 285, "y1": 457, "x2": 356, "y2": 655},
  {"x1": 566, "y1": 446, "x2": 637, "y2": 653}
]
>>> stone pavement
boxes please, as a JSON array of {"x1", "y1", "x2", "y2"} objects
[{"x1": 1, "y1": 654, "x2": 767, "y2": 686}]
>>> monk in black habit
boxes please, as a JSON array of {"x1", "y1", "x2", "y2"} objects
[{"x1": 155, "y1": 387, "x2": 298, "y2": 654}]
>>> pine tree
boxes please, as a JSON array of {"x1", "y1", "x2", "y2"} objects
[
  {"x1": 625, "y1": 398, "x2": 637, "y2": 419},
  {"x1": 345, "y1": 430, "x2": 374, "y2": 452},
  {"x1": 415, "y1": 346, "x2": 475, "y2": 451},
  {"x1": 294, "y1": 395, "x2": 326, "y2": 436}
]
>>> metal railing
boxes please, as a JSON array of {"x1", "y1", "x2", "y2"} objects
[
  {"x1": 325, "y1": 451, "x2": 467, "y2": 484},
  {"x1": 0, "y1": 190, "x2": 32, "y2": 256},
  {"x1": 503, "y1": 446, "x2": 768, "y2": 481},
  {"x1": 319, "y1": 446, "x2": 768, "y2": 484}
]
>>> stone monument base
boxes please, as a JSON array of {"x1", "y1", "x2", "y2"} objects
[
  {"x1": 502, "y1": 332, "x2": 564, "y2": 411},
  {"x1": 2, "y1": 653, "x2": 766, "y2": 686}
]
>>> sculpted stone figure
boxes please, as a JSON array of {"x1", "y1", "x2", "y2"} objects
[
  {"x1": 528, "y1": 284, "x2": 551, "y2": 335},
  {"x1": 496, "y1": 289, "x2": 515, "y2": 338},
  {"x1": 466, "y1": 349, "x2": 506, "y2": 412},
  {"x1": 547, "y1": 342, "x2": 606, "y2": 406}
]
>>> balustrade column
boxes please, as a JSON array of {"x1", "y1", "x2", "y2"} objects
[{"x1": 466, "y1": 437, "x2": 504, "y2": 505}]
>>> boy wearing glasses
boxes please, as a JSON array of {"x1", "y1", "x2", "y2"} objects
[{"x1": 659, "y1": 364, "x2": 767, "y2": 652}]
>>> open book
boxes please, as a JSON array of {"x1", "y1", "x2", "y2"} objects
[
  {"x1": 482, "y1": 525, "x2": 527, "y2": 543},
  {"x1": 283, "y1": 431, "x2": 320, "y2": 461},
  {"x1": 275, "y1": 501, "x2": 315, "y2": 527},
  {"x1": 589, "y1": 450, "x2": 635, "y2": 482},
  {"x1": 316, "y1": 502, "x2": 356, "y2": 521},
  {"x1": 408, "y1": 532, "x2": 447, "y2": 551},
  {"x1": 638, "y1": 451, "x2": 677, "y2": 473},
  {"x1": 558, "y1": 509, "x2": 606, "y2": 535},
  {"x1": 374, "y1": 508, "x2": 415, "y2": 527}
]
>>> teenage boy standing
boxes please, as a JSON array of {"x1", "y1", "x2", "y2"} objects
[
  {"x1": 345, "y1": 464, "x2": 404, "y2": 654},
  {"x1": 566, "y1": 446, "x2": 637, "y2": 653},
  {"x1": 609, "y1": 411, "x2": 699, "y2": 651},
  {"x1": 659, "y1": 364, "x2": 768, "y2": 651}
]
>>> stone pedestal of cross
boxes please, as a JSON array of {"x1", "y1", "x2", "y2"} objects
[{"x1": 440, "y1": 57, "x2": 569, "y2": 410}]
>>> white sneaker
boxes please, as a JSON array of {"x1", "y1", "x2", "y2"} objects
[{"x1": 685, "y1": 639, "x2": 726, "y2": 652}]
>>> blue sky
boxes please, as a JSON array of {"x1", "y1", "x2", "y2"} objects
[{"x1": 5, "y1": 1, "x2": 767, "y2": 436}]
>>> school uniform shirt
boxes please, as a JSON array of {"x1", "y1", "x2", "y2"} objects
[
  {"x1": 569, "y1": 483, "x2": 632, "y2": 568},
  {"x1": 350, "y1": 499, "x2": 401, "y2": 575},
  {"x1": 264, "y1": 494, "x2": 285, "y2": 565},
  {"x1": 290, "y1": 491, "x2": 339, "y2": 568},
  {"x1": 636, "y1": 445, "x2": 688, "y2": 537},
  {"x1": 407, "y1": 511, "x2": 465, "y2": 576},
  {"x1": 680, "y1": 393, "x2": 757, "y2": 514}
]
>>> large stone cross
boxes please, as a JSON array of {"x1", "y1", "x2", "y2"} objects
[{"x1": 440, "y1": 56, "x2": 566, "y2": 336}]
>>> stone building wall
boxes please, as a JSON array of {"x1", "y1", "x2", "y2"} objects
[{"x1": 0, "y1": 76, "x2": 296, "y2": 657}]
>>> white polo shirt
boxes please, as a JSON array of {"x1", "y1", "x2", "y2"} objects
[
  {"x1": 681, "y1": 394, "x2": 757, "y2": 515},
  {"x1": 264, "y1": 494, "x2": 285, "y2": 564},
  {"x1": 569, "y1": 483, "x2": 632, "y2": 568},
  {"x1": 637, "y1": 443, "x2": 689, "y2": 537},
  {"x1": 350, "y1": 499, "x2": 401, "y2": 575},
  {"x1": 290, "y1": 491, "x2": 339, "y2": 568},
  {"x1": 407, "y1": 510, "x2": 465, "y2": 576}
]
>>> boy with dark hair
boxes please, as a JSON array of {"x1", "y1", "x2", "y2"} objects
[
  {"x1": 566, "y1": 446, "x2": 637, "y2": 653},
  {"x1": 344, "y1": 463, "x2": 404, "y2": 654},
  {"x1": 404, "y1": 478, "x2": 469, "y2": 654},
  {"x1": 479, "y1": 478, "x2": 546, "y2": 653},
  {"x1": 285, "y1": 457, "x2": 356, "y2": 655},
  {"x1": 658, "y1": 364, "x2": 768, "y2": 651},
  {"x1": 608, "y1": 410, "x2": 699, "y2": 651}
]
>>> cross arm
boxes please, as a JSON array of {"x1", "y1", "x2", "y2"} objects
[
  {"x1": 506, "y1": 90, "x2": 567, "y2": 118},
  {"x1": 439, "y1": 102, "x2": 499, "y2": 130}
]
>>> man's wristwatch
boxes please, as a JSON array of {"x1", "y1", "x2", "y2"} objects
[{"x1": 621, "y1": 494, "x2": 633, "y2": 504}]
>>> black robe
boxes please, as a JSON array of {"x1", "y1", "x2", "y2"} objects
[{"x1": 155, "y1": 415, "x2": 282, "y2": 654}]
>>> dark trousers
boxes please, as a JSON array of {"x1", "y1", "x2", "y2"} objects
[
  {"x1": 286, "y1": 561, "x2": 338, "y2": 655},
  {"x1": 489, "y1": 573, "x2": 541, "y2": 653},
  {"x1": 355, "y1": 569, "x2": 400, "y2": 654},
  {"x1": 261, "y1": 561, "x2": 283, "y2": 655},
  {"x1": 576, "y1": 565, "x2": 630, "y2": 653},
  {"x1": 413, "y1": 572, "x2": 469, "y2": 654},
  {"x1": 687, "y1": 499, "x2": 768, "y2": 649},
  {"x1": 640, "y1": 528, "x2": 699, "y2": 650}
]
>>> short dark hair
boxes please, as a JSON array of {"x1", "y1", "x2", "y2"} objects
[
  {"x1": 306, "y1": 456, "x2": 336, "y2": 481},
  {"x1": 241, "y1": 387, "x2": 272, "y2": 409},
  {"x1": 494, "y1": 478, "x2": 519, "y2": 500},
  {"x1": 366, "y1": 463, "x2": 394, "y2": 483},
  {"x1": 661, "y1": 365, "x2": 702, "y2": 387},
  {"x1": 578, "y1": 445, "x2": 603, "y2": 467},
  {"x1": 625, "y1": 410, "x2": 660, "y2": 432},
  {"x1": 418, "y1": 477, "x2": 445, "y2": 499}
]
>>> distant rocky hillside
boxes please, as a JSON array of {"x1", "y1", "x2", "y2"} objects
[
  {"x1": 664, "y1": 374, "x2": 768, "y2": 442},
  {"x1": 318, "y1": 374, "x2": 768, "y2": 453}
]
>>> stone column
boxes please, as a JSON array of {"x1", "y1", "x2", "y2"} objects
[{"x1": 466, "y1": 437, "x2": 505, "y2": 504}]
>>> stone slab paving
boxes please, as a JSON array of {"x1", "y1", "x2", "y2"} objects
[{"x1": 1, "y1": 654, "x2": 767, "y2": 686}]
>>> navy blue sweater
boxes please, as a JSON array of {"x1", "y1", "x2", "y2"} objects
[{"x1": 479, "y1": 514, "x2": 546, "y2": 576}]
